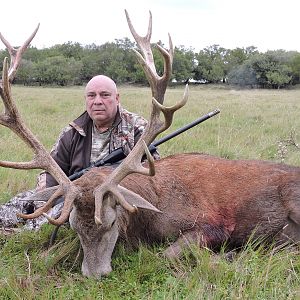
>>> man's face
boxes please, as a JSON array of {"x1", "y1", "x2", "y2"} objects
[{"x1": 85, "y1": 76, "x2": 119, "y2": 130}]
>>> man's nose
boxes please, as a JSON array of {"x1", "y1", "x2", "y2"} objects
[{"x1": 94, "y1": 94, "x2": 103, "y2": 104}]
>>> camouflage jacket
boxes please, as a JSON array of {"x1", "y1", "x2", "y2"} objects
[{"x1": 38, "y1": 106, "x2": 157, "y2": 188}]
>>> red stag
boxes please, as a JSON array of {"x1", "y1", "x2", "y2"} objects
[{"x1": 1, "y1": 12, "x2": 300, "y2": 279}]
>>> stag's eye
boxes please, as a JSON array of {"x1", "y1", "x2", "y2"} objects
[{"x1": 111, "y1": 220, "x2": 116, "y2": 228}]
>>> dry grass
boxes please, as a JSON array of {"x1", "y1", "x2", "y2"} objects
[{"x1": 0, "y1": 84, "x2": 300, "y2": 298}]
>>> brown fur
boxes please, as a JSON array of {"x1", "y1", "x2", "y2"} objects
[{"x1": 73, "y1": 152, "x2": 300, "y2": 251}]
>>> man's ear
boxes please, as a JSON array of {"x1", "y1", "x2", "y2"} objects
[{"x1": 116, "y1": 93, "x2": 120, "y2": 104}]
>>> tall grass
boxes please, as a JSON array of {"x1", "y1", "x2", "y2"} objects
[{"x1": 0, "y1": 84, "x2": 300, "y2": 299}]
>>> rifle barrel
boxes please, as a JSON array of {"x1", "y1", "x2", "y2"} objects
[{"x1": 153, "y1": 108, "x2": 220, "y2": 147}]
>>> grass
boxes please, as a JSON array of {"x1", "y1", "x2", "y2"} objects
[{"x1": 1, "y1": 84, "x2": 300, "y2": 298}]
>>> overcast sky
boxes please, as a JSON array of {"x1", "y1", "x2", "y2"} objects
[{"x1": 0, "y1": 0, "x2": 299, "y2": 53}]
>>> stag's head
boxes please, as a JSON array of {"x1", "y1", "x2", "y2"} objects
[
  {"x1": 69, "y1": 169, "x2": 120, "y2": 277},
  {"x1": 68, "y1": 166, "x2": 167, "y2": 277},
  {"x1": 0, "y1": 10, "x2": 188, "y2": 278}
]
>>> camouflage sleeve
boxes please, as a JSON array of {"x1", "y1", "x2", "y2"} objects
[
  {"x1": 35, "y1": 125, "x2": 73, "y2": 190},
  {"x1": 133, "y1": 114, "x2": 147, "y2": 144}
]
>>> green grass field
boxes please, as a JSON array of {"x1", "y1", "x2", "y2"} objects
[{"x1": 0, "y1": 84, "x2": 300, "y2": 299}]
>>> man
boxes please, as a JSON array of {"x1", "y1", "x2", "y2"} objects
[
  {"x1": 0, "y1": 75, "x2": 158, "y2": 231},
  {"x1": 37, "y1": 74, "x2": 155, "y2": 188}
]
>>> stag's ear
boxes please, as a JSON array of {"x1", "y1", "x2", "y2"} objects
[
  {"x1": 118, "y1": 186, "x2": 162, "y2": 213},
  {"x1": 25, "y1": 186, "x2": 59, "y2": 202}
]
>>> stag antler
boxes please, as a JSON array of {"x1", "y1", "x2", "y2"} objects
[
  {"x1": 9, "y1": 11, "x2": 188, "y2": 227},
  {"x1": 0, "y1": 25, "x2": 40, "y2": 82},
  {"x1": 0, "y1": 26, "x2": 77, "y2": 221},
  {"x1": 93, "y1": 10, "x2": 188, "y2": 224}
]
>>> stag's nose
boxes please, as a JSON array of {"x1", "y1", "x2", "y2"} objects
[{"x1": 82, "y1": 262, "x2": 112, "y2": 278}]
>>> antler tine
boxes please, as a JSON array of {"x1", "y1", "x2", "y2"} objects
[
  {"x1": 94, "y1": 11, "x2": 188, "y2": 224},
  {"x1": 0, "y1": 24, "x2": 40, "y2": 82},
  {"x1": 42, "y1": 184, "x2": 81, "y2": 226},
  {"x1": 17, "y1": 186, "x2": 64, "y2": 220},
  {"x1": 125, "y1": 10, "x2": 154, "y2": 73},
  {"x1": 125, "y1": 9, "x2": 173, "y2": 103},
  {"x1": 151, "y1": 84, "x2": 189, "y2": 133},
  {"x1": 17, "y1": 181, "x2": 82, "y2": 225}
]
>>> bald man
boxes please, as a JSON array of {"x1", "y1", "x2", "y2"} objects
[{"x1": 37, "y1": 75, "x2": 157, "y2": 189}]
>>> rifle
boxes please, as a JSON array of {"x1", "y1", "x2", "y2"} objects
[
  {"x1": 69, "y1": 108, "x2": 220, "y2": 181},
  {"x1": 49, "y1": 108, "x2": 220, "y2": 245}
]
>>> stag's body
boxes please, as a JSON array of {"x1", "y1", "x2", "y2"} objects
[{"x1": 70, "y1": 153, "x2": 300, "y2": 277}]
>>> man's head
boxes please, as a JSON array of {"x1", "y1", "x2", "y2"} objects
[{"x1": 85, "y1": 75, "x2": 120, "y2": 132}]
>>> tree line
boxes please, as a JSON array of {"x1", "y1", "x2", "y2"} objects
[{"x1": 1, "y1": 38, "x2": 300, "y2": 89}]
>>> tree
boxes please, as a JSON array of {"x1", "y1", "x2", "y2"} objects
[
  {"x1": 172, "y1": 46, "x2": 195, "y2": 82},
  {"x1": 35, "y1": 56, "x2": 82, "y2": 86},
  {"x1": 194, "y1": 45, "x2": 227, "y2": 83},
  {"x1": 266, "y1": 67, "x2": 292, "y2": 89},
  {"x1": 224, "y1": 46, "x2": 258, "y2": 78},
  {"x1": 97, "y1": 41, "x2": 128, "y2": 82},
  {"x1": 50, "y1": 42, "x2": 83, "y2": 60},
  {"x1": 228, "y1": 63, "x2": 257, "y2": 87},
  {"x1": 228, "y1": 50, "x2": 293, "y2": 88},
  {"x1": 1, "y1": 35, "x2": 299, "y2": 88},
  {"x1": 289, "y1": 52, "x2": 300, "y2": 84},
  {"x1": 15, "y1": 59, "x2": 37, "y2": 85},
  {"x1": 80, "y1": 44, "x2": 105, "y2": 82}
]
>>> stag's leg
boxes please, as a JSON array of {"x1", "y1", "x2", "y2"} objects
[
  {"x1": 279, "y1": 216, "x2": 300, "y2": 244},
  {"x1": 278, "y1": 190, "x2": 300, "y2": 243},
  {"x1": 163, "y1": 230, "x2": 226, "y2": 259}
]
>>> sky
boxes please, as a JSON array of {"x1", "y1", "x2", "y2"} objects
[{"x1": 0, "y1": 0, "x2": 299, "y2": 53}]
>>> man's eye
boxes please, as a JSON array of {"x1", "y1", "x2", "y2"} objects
[{"x1": 101, "y1": 93, "x2": 111, "y2": 98}]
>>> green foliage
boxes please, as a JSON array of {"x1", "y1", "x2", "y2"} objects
[
  {"x1": 289, "y1": 52, "x2": 300, "y2": 84},
  {"x1": 51, "y1": 42, "x2": 84, "y2": 60},
  {"x1": 1, "y1": 39, "x2": 300, "y2": 88},
  {"x1": 34, "y1": 56, "x2": 83, "y2": 86},
  {"x1": 172, "y1": 46, "x2": 195, "y2": 82},
  {"x1": 194, "y1": 44, "x2": 227, "y2": 83},
  {"x1": 16, "y1": 59, "x2": 36, "y2": 85},
  {"x1": 228, "y1": 51, "x2": 295, "y2": 89},
  {"x1": 266, "y1": 68, "x2": 291, "y2": 89},
  {"x1": 227, "y1": 64, "x2": 257, "y2": 87}
]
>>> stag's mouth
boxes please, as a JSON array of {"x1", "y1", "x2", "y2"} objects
[{"x1": 82, "y1": 261, "x2": 112, "y2": 278}]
